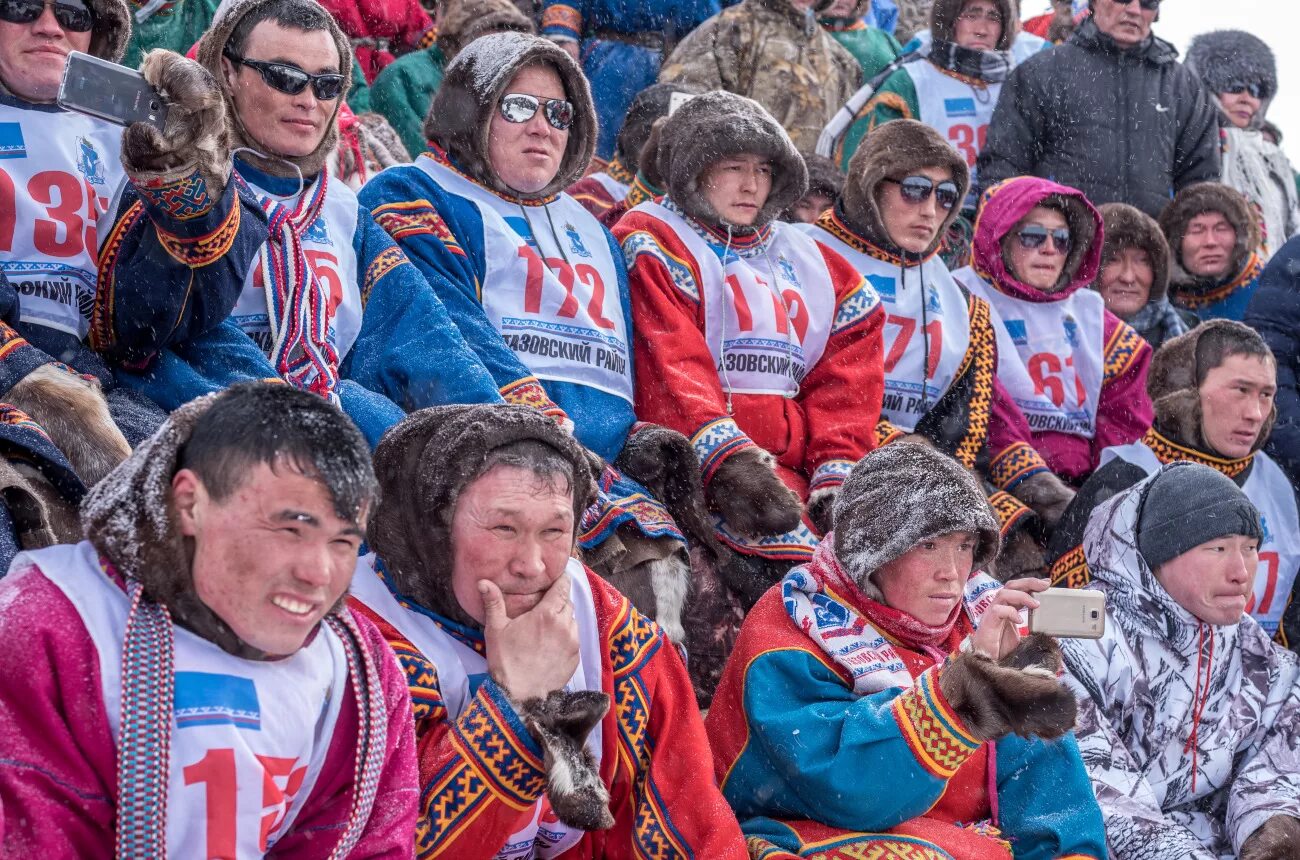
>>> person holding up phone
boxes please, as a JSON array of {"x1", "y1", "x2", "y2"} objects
[{"x1": 1060, "y1": 462, "x2": 1300, "y2": 860}]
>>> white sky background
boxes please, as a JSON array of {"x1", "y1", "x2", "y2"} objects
[{"x1": 1022, "y1": 1, "x2": 1300, "y2": 161}]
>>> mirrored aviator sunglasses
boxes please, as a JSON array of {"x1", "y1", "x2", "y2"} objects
[
  {"x1": 223, "y1": 50, "x2": 345, "y2": 101},
  {"x1": 0, "y1": 0, "x2": 93, "y2": 31},
  {"x1": 1016, "y1": 224, "x2": 1072, "y2": 254},
  {"x1": 891, "y1": 176, "x2": 961, "y2": 211},
  {"x1": 499, "y1": 93, "x2": 575, "y2": 131}
]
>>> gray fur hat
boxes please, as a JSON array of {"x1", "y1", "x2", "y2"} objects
[
  {"x1": 1185, "y1": 30, "x2": 1277, "y2": 127},
  {"x1": 655, "y1": 90, "x2": 808, "y2": 230},
  {"x1": 832, "y1": 442, "x2": 1000, "y2": 595},
  {"x1": 88, "y1": 0, "x2": 131, "y2": 62},
  {"x1": 425, "y1": 32, "x2": 596, "y2": 199}
]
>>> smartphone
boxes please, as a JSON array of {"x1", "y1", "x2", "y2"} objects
[
  {"x1": 1028, "y1": 588, "x2": 1106, "y2": 639},
  {"x1": 668, "y1": 92, "x2": 697, "y2": 117},
  {"x1": 57, "y1": 51, "x2": 168, "y2": 131}
]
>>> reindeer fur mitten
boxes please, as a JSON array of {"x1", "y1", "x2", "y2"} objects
[
  {"x1": 1010, "y1": 471, "x2": 1076, "y2": 532},
  {"x1": 706, "y1": 446, "x2": 803, "y2": 539},
  {"x1": 937, "y1": 633, "x2": 1078, "y2": 742},
  {"x1": 516, "y1": 690, "x2": 615, "y2": 831},
  {"x1": 1241, "y1": 816, "x2": 1300, "y2": 860},
  {"x1": 7, "y1": 364, "x2": 130, "y2": 487},
  {"x1": 614, "y1": 423, "x2": 718, "y2": 556}
]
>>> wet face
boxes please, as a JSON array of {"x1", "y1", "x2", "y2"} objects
[
  {"x1": 1199, "y1": 353, "x2": 1276, "y2": 459},
  {"x1": 788, "y1": 191, "x2": 834, "y2": 224},
  {"x1": 1091, "y1": 0, "x2": 1157, "y2": 50},
  {"x1": 1006, "y1": 205, "x2": 1070, "y2": 292},
  {"x1": 871, "y1": 531, "x2": 978, "y2": 626},
  {"x1": 1181, "y1": 211, "x2": 1237, "y2": 280},
  {"x1": 221, "y1": 21, "x2": 340, "y2": 159},
  {"x1": 0, "y1": 2, "x2": 92, "y2": 103},
  {"x1": 876, "y1": 165, "x2": 953, "y2": 255},
  {"x1": 1097, "y1": 245, "x2": 1154, "y2": 318},
  {"x1": 700, "y1": 153, "x2": 773, "y2": 228},
  {"x1": 488, "y1": 63, "x2": 570, "y2": 195},
  {"x1": 1219, "y1": 90, "x2": 1262, "y2": 130},
  {"x1": 175, "y1": 460, "x2": 366, "y2": 657},
  {"x1": 1155, "y1": 534, "x2": 1257, "y2": 625},
  {"x1": 953, "y1": 0, "x2": 1004, "y2": 51},
  {"x1": 449, "y1": 464, "x2": 575, "y2": 623}
]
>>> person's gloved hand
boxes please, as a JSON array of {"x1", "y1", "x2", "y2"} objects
[
  {"x1": 807, "y1": 484, "x2": 837, "y2": 535},
  {"x1": 6, "y1": 364, "x2": 131, "y2": 487},
  {"x1": 121, "y1": 50, "x2": 230, "y2": 197},
  {"x1": 938, "y1": 633, "x2": 1078, "y2": 742},
  {"x1": 1011, "y1": 471, "x2": 1076, "y2": 532},
  {"x1": 1240, "y1": 816, "x2": 1300, "y2": 860},
  {"x1": 706, "y1": 446, "x2": 803, "y2": 538}
]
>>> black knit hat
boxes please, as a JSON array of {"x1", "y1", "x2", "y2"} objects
[{"x1": 1137, "y1": 462, "x2": 1262, "y2": 571}]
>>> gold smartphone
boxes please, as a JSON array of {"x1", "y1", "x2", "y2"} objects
[{"x1": 1027, "y1": 588, "x2": 1106, "y2": 639}]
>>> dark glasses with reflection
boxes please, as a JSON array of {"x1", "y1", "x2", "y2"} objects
[
  {"x1": 0, "y1": 0, "x2": 93, "y2": 31},
  {"x1": 1223, "y1": 81, "x2": 1267, "y2": 99},
  {"x1": 223, "y1": 49, "x2": 345, "y2": 101},
  {"x1": 499, "y1": 93, "x2": 575, "y2": 130},
  {"x1": 884, "y1": 176, "x2": 961, "y2": 211},
  {"x1": 1015, "y1": 225, "x2": 1072, "y2": 254}
]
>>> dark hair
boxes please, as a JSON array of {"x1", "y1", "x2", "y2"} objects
[
  {"x1": 177, "y1": 383, "x2": 377, "y2": 523},
  {"x1": 227, "y1": 0, "x2": 338, "y2": 58},
  {"x1": 1194, "y1": 323, "x2": 1275, "y2": 386},
  {"x1": 451, "y1": 438, "x2": 576, "y2": 520}
]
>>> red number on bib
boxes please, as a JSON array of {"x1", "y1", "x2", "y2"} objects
[
  {"x1": 520, "y1": 245, "x2": 545, "y2": 313},
  {"x1": 519, "y1": 246, "x2": 616, "y2": 329},
  {"x1": 304, "y1": 249, "x2": 343, "y2": 315},
  {"x1": 30, "y1": 170, "x2": 86, "y2": 258},
  {"x1": 947, "y1": 124, "x2": 987, "y2": 167},
  {"x1": 1028, "y1": 352, "x2": 1086, "y2": 408},
  {"x1": 883, "y1": 314, "x2": 943, "y2": 377},
  {"x1": 256, "y1": 755, "x2": 308, "y2": 850},
  {"x1": 782, "y1": 289, "x2": 809, "y2": 343},
  {"x1": 1247, "y1": 550, "x2": 1281, "y2": 615},
  {"x1": 544, "y1": 256, "x2": 580, "y2": 319},
  {"x1": 0, "y1": 169, "x2": 14, "y2": 252},
  {"x1": 724, "y1": 274, "x2": 754, "y2": 332},
  {"x1": 575, "y1": 263, "x2": 616, "y2": 330},
  {"x1": 183, "y1": 747, "x2": 239, "y2": 857}
]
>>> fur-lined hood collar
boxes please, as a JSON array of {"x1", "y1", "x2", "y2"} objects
[
  {"x1": 437, "y1": 0, "x2": 534, "y2": 63},
  {"x1": 972, "y1": 176, "x2": 1103, "y2": 303},
  {"x1": 1185, "y1": 30, "x2": 1277, "y2": 130},
  {"x1": 425, "y1": 32, "x2": 595, "y2": 200},
  {"x1": 931, "y1": 0, "x2": 1018, "y2": 51},
  {"x1": 1159, "y1": 182, "x2": 1261, "y2": 294},
  {"x1": 1095, "y1": 202, "x2": 1170, "y2": 303}
]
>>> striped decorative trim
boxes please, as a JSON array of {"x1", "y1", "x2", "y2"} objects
[
  {"x1": 133, "y1": 169, "x2": 216, "y2": 221},
  {"x1": 157, "y1": 197, "x2": 241, "y2": 267},
  {"x1": 809, "y1": 459, "x2": 856, "y2": 493},
  {"x1": 863, "y1": 90, "x2": 916, "y2": 133},
  {"x1": 1102, "y1": 321, "x2": 1145, "y2": 384},
  {"x1": 90, "y1": 201, "x2": 147, "y2": 351},
  {"x1": 989, "y1": 441, "x2": 1050, "y2": 491},
  {"x1": 389, "y1": 638, "x2": 446, "y2": 725},
  {"x1": 540, "y1": 3, "x2": 582, "y2": 39},
  {"x1": 813, "y1": 208, "x2": 940, "y2": 266},
  {"x1": 830, "y1": 277, "x2": 882, "y2": 334},
  {"x1": 624, "y1": 174, "x2": 661, "y2": 209},
  {"x1": 891, "y1": 666, "x2": 981, "y2": 779},
  {"x1": 1050, "y1": 545, "x2": 1091, "y2": 588},
  {"x1": 500, "y1": 376, "x2": 566, "y2": 423},
  {"x1": 372, "y1": 200, "x2": 466, "y2": 254},
  {"x1": 1142, "y1": 426, "x2": 1251, "y2": 478},
  {"x1": 606, "y1": 157, "x2": 634, "y2": 186},
  {"x1": 1173, "y1": 252, "x2": 1264, "y2": 310},
  {"x1": 0, "y1": 321, "x2": 32, "y2": 365},
  {"x1": 620, "y1": 230, "x2": 700, "y2": 300},
  {"x1": 988, "y1": 490, "x2": 1033, "y2": 538},
  {"x1": 362, "y1": 245, "x2": 409, "y2": 305},
  {"x1": 690, "y1": 417, "x2": 756, "y2": 483},
  {"x1": 875, "y1": 419, "x2": 906, "y2": 448},
  {"x1": 0, "y1": 404, "x2": 50, "y2": 441},
  {"x1": 954, "y1": 294, "x2": 995, "y2": 470},
  {"x1": 448, "y1": 683, "x2": 547, "y2": 809}
]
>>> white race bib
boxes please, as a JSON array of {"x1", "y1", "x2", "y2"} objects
[
  {"x1": 958, "y1": 269, "x2": 1104, "y2": 439},
  {"x1": 908, "y1": 59, "x2": 1001, "y2": 173},
  {"x1": 0, "y1": 104, "x2": 125, "y2": 337},
  {"x1": 417, "y1": 156, "x2": 633, "y2": 402}
]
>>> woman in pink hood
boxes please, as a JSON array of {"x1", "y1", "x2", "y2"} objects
[{"x1": 955, "y1": 176, "x2": 1153, "y2": 484}]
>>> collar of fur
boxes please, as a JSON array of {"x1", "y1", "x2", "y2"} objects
[
  {"x1": 655, "y1": 90, "x2": 808, "y2": 231},
  {"x1": 1096, "y1": 202, "x2": 1170, "y2": 302},
  {"x1": 1160, "y1": 182, "x2": 1261, "y2": 296},
  {"x1": 436, "y1": 0, "x2": 534, "y2": 63},
  {"x1": 366, "y1": 404, "x2": 595, "y2": 630},
  {"x1": 1069, "y1": 16, "x2": 1178, "y2": 65},
  {"x1": 971, "y1": 176, "x2": 1102, "y2": 303},
  {"x1": 1186, "y1": 29, "x2": 1276, "y2": 130},
  {"x1": 196, "y1": 0, "x2": 351, "y2": 181},
  {"x1": 424, "y1": 32, "x2": 595, "y2": 201},
  {"x1": 1145, "y1": 318, "x2": 1276, "y2": 457},
  {"x1": 841, "y1": 119, "x2": 969, "y2": 261},
  {"x1": 930, "y1": 0, "x2": 1017, "y2": 52}
]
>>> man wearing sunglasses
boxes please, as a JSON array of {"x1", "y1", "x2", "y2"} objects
[{"x1": 977, "y1": 0, "x2": 1220, "y2": 221}]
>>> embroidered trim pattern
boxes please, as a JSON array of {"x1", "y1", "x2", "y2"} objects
[
  {"x1": 362, "y1": 245, "x2": 409, "y2": 305},
  {"x1": 390, "y1": 638, "x2": 446, "y2": 725},
  {"x1": 449, "y1": 685, "x2": 547, "y2": 808},
  {"x1": 579, "y1": 466, "x2": 683, "y2": 548},
  {"x1": 621, "y1": 230, "x2": 701, "y2": 301},
  {"x1": 891, "y1": 666, "x2": 981, "y2": 779},
  {"x1": 1050, "y1": 545, "x2": 1091, "y2": 588},
  {"x1": 606, "y1": 157, "x2": 634, "y2": 186},
  {"x1": 876, "y1": 420, "x2": 906, "y2": 448},
  {"x1": 814, "y1": 209, "x2": 939, "y2": 266},
  {"x1": 810, "y1": 459, "x2": 856, "y2": 492},
  {"x1": 500, "y1": 377, "x2": 566, "y2": 422},
  {"x1": 1102, "y1": 321, "x2": 1145, "y2": 385},
  {"x1": 691, "y1": 417, "x2": 756, "y2": 482},
  {"x1": 89, "y1": 201, "x2": 147, "y2": 351},
  {"x1": 134, "y1": 169, "x2": 215, "y2": 221},
  {"x1": 625, "y1": 174, "x2": 661, "y2": 208},
  {"x1": 988, "y1": 490, "x2": 1033, "y2": 537},
  {"x1": 989, "y1": 441, "x2": 1050, "y2": 490},
  {"x1": 0, "y1": 404, "x2": 49, "y2": 441},
  {"x1": 158, "y1": 196, "x2": 241, "y2": 267},
  {"x1": 831, "y1": 277, "x2": 883, "y2": 334},
  {"x1": 1143, "y1": 426, "x2": 1252, "y2": 479},
  {"x1": 372, "y1": 199, "x2": 466, "y2": 255},
  {"x1": 863, "y1": 90, "x2": 916, "y2": 133},
  {"x1": 0, "y1": 321, "x2": 32, "y2": 365},
  {"x1": 954, "y1": 294, "x2": 995, "y2": 470},
  {"x1": 540, "y1": 3, "x2": 582, "y2": 37},
  {"x1": 1173, "y1": 253, "x2": 1265, "y2": 310}
]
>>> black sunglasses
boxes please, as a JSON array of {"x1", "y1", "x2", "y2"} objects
[
  {"x1": 1223, "y1": 81, "x2": 1267, "y2": 99},
  {"x1": 1114, "y1": 0, "x2": 1161, "y2": 9},
  {"x1": 499, "y1": 93, "x2": 574, "y2": 131},
  {"x1": 885, "y1": 176, "x2": 961, "y2": 211},
  {"x1": 1016, "y1": 225, "x2": 1072, "y2": 254},
  {"x1": 223, "y1": 49, "x2": 345, "y2": 101},
  {"x1": 0, "y1": 0, "x2": 93, "y2": 31}
]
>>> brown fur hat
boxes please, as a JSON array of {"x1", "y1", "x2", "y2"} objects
[
  {"x1": 932, "y1": 0, "x2": 1018, "y2": 51},
  {"x1": 841, "y1": 119, "x2": 970, "y2": 258},
  {"x1": 197, "y1": 0, "x2": 352, "y2": 180},
  {"x1": 1158, "y1": 182, "x2": 1260, "y2": 287},
  {"x1": 88, "y1": 0, "x2": 132, "y2": 62},
  {"x1": 437, "y1": 0, "x2": 535, "y2": 62},
  {"x1": 832, "y1": 442, "x2": 1000, "y2": 596},
  {"x1": 1146, "y1": 319, "x2": 1277, "y2": 455},
  {"x1": 1096, "y1": 203, "x2": 1171, "y2": 303},
  {"x1": 803, "y1": 152, "x2": 844, "y2": 201},
  {"x1": 366, "y1": 404, "x2": 596, "y2": 628},
  {"x1": 654, "y1": 90, "x2": 807, "y2": 230},
  {"x1": 425, "y1": 32, "x2": 596, "y2": 199}
]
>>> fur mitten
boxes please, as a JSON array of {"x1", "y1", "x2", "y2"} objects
[
  {"x1": 615, "y1": 424, "x2": 720, "y2": 558},
  {"x1": 807, "y1": 484, "x2": 837, "y2": 535},
  {"x1": 706, "y1": 447, "x2": 803, "y2": 538},
  {"x1": 122, "y1": 51, "x2": 229, "y2": 197},
  {"x1": 994, "y1": 528, "x2": 1048, "y2": 581},
  {"x1": 1241, "y1": 816, "x2": 1300, "y2": 860},
  {"x1": 6, "y1": 365, "x2": 131, "y2": 487},
  {"x1": 517, "y1": 690, "x2": 615, "y2": 831},
  {"x1": 1011, "y1": 471, "x2": 1076, "y2": 532},
  {"x1": 938, "y1": 633, "x2": 1078, "y2": 742}
]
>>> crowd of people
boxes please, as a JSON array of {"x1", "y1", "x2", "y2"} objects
[{"x1": 1, "y1": 0, "x2": 1300, "y2": 855}]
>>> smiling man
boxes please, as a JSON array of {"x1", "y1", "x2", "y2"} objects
[
  {"x1": 1048, "y1": 320, "x2": 1300, "y2": 650},
  {"x1": 0, "y1": 382, "x2": 419, "y2": 855},
  {"x1": 1160, "y1": 181, "x2": 1266, "y2": 322}
]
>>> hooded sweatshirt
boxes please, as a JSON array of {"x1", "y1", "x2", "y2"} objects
[
  {"x1": 1160, "y1": 182, "x2": 1266, "y2": 323},
  {"x1": 955, "y1": 176, "x2": 1154, "y2": 484},
  {"x1": 1061, "y1": 470, "x2": 1300, "y2": 859}
]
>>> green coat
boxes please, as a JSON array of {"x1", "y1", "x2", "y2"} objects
[
  {"x1": 826, "y1": 22, "x2": 901, "y2": 84},
  {"x1": 121, "y1": 0, "x2": 222, "y2": 70},
  {"x1": 369, "y1": 45, "x2": 446, "y2": 157}
]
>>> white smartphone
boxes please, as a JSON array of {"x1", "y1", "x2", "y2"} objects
[
  {"x1": 57, "y1": 51, "x2": 168, "y2": 131},
  {"x1": 1028, "y1": 588, "x2": 1106, "y2": 639}
]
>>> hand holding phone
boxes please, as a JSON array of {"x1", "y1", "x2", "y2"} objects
[
  {"x1": 57, "y1": 52, "x2": 169, "y2": 130},
  {"x1": 1028, "y1": 588, "x2": 1106, "y2": 639}
]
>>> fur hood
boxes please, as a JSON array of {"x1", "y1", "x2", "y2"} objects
[
  {"x1": 972, "y1": 176, "x2": 1103, "y2": 303},
  {"x1": 197, "y1": 0, "x2": 351, "y2": 180},
  {"x1": 425, "y1": 32, "x2": 596, "y2": 200},
  {"x1": 1145, "y1": 319, "x2": 1276, "y2": 456},
  {"x1": 655, "y1": 90, "x2": 807, "y2": 230},
  {"x1": 1095, "y1": 202, "x2": 1170, "y2": 303},
  {"x1": 88, "y1": 0, "x2": 132, "y2": 63},
  {"x1": 1159, "y1": 182, "x2": 1260, "y2": 292},
  {"x1": 615, "y1": 82, "x2": 703, "y2": 174},
  {"x1": 840, "y1": 119, "x2": 970, "y2": 260},
  {"x1": 1185, "y1": 30, "x2": 1277, "y2": 130},
  {"x1": 436, "y1": 0, "x2": 535, "y2": 62},
  {"x1": 803, "y1": 152, "x2": 844, "y2": 201},
  {"x1": 831, "y1": 442, "x2": 1000, "y2": 596},
  {"x1": 366, "y1": 404, "x2": 596, "y2": 629},
  {"x1": 931, "y1": 0, "x2": 1018, "y2": 51}
]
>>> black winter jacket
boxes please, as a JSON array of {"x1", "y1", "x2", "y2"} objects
[
  {"x1": 1246, "y1": 236, "x2": 1300, "y2": 492},
  {"x1": 976, "y1": 19, "x2": 1220, "y2": 218}
]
